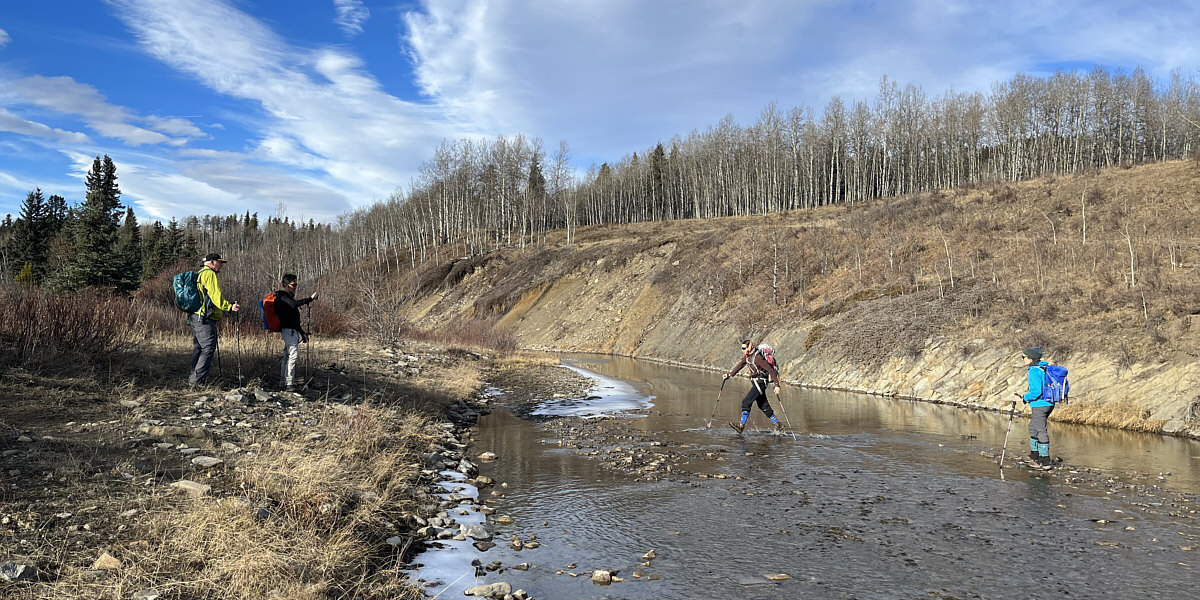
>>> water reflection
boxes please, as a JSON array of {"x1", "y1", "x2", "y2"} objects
[{"x1": 563, "y1": 354, "x2": 1200, "y2": 490}]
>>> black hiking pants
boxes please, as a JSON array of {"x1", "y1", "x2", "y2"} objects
[{"x1": 741, "y1": 377, "x2": 776, "y2": 418}]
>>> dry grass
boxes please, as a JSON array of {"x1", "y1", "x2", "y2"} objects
[
  {"x1": 1052, "y1": 400, "x2": 1167, "y2": 433},
  {"x1": 396, "y1": 161, "x2": 1200, "y2": 368},
  {"x1": 2, "y1": 328, "x2": 488, "y2": 600},
  {"x1": 37, "y1": 402, "x2": 432, "y2": 600}
]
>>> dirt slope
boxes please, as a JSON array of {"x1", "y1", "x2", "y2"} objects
[{"x1": 394, "y1": 161, "x2": 1200, "y2": 438}]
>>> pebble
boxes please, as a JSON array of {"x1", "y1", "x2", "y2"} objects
[
  {"x1": 0, "y1": 562, "x2": 34, "y2": 582},
  {"x1": 170, "y1": 480, "x2": 212, "y2": 497},
  {"x1": 92, "y1": 552, "x2": 122, "y2": 570},
  {"x1": 191, "y1": 456, "x2": 224, "y2": 469},
  {"x1": 463, "y1": 582, "x2": 511, "y2": 598}
]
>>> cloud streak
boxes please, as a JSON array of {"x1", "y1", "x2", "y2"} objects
[
  {"x1": 107, "y1": 0, "x2": 479, "y2": 215},
  {"x1": 333, "y1": 0, "x2": 370, "y2": 36}
]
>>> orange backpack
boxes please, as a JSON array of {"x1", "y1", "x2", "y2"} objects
[{"x1": 259, "y1": 291, "x2": 282, "y2": 332}]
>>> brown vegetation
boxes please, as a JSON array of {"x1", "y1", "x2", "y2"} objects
[{"x1": 377, "y1": 161, "x2": 1200, "y2": 434}]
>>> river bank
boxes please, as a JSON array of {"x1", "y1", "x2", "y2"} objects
[{"x1": 0, "y1": 335, "x2": 586, "y2": 599}]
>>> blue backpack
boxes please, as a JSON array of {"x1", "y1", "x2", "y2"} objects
[
  {"x1": 1039, "y1": 365, "x2": 1069, "y2": 405},
  {"x1": 172, "y1": 270, "x2": 205, "y2": 313}
]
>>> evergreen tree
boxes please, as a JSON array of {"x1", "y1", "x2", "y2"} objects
[
  {"x1": 57, "y1": 155, "x2": 123, "y2": 290},
  {"x1": 142, "y1": 220, "x2": 167, "y2": 279},
  {"x1": 45, "y1": 194, "x2": 68, "y2": 233},
  {"x1": 182, "y1": 230, "x2": 199, "y2": 262},
  {"x1": 164, "y1": 218, "x2": 184, "y2": 262},
  {"x1": 12, "y1": 188, "x2": 50, "y2": 282},
  {"x1": 114, "y1": 207, "x2": 142, "y2": 292}
]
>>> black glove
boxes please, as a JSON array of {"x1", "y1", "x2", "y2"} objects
[{"x1": 301, "y1": 332, "x2": 310, "y2": 344}]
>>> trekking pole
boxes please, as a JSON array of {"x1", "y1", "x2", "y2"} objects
[
  {"x1": 773, "y1": 388, "x2": 798, "y2": 441},
  {"x1": 235, "y1": 309, "x2": 243, "y2": 384},
  {"x1": 999, "y1": 399, "x2": 1017, "y2": 479},
  {"x1": 305, "y1": 301, "x2": 312, "y2": 384},
  {"x1": 705, "y1": 379, "x2": 727, "y2": 428}
]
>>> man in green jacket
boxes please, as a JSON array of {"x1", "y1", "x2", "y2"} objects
[{"x1": 188, "y1": 253, "x2": 240, "y2": 386}]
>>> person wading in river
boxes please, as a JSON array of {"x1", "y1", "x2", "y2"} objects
[
  {"x1": 723, "y1": 339, "x2": 783, "y2": 433},
  {"x1": 1012, "y1": 346, "x2": 1055, "y2": 470}
]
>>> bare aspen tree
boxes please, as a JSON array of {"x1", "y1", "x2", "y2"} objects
[
  {"x1": 1081, "y1": 186, "x2": 1087, "y2": 245},
  {"x1": 772, "y1": 239, "x2": 779, "y2": 305},
  {"x1": 1124, "y1": 221, "x2": 1137, "y2": 288},
  {"x1": 942, "y1": 233, "x2": 954, "y2": 288}
]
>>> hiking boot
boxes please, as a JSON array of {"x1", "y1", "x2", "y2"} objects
[
  {"x1": 1019, "y1": 452, "x2": 1039, "y2": 467},
  {"x1": 773, "y1": 422, "x2": 784, "y2": 433},
  {"x1": 728, "y1": 422, "x2": 744, "y2": 434},
  {"x1": 285, "y1": 384, "x2": 299, "y2": 393},
  {"x1": 1038, "y1": 455, "x2": 1053, "y2": 470}
]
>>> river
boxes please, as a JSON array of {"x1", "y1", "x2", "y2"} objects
[{"x1": 411, "y1": 355, "x2": 1200, "y2": 599}]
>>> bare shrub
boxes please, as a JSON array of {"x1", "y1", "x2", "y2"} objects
[
  {"x1": 0, "y1": 285, "x2": 147, "y2": 368},
  {"x1": 408, "y1": 318, "x2": 519, "y2": 354}
]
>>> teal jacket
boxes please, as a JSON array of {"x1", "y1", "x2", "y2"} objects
[{"x1": 1024, "y1": 361, "x2": 1052, "y2": 407}]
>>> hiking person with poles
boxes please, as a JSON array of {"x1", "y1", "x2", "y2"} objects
[
  {"x1": 1013, "y1": 347, "x2": 1055, "y2": 470},
  {"x1": 188, "y1": 253, "x2": 240, "y2": 387},
  {"x1": 723, "y1": 339, "x2": 783, "y2": 434},
  {"x1": 274, "y1": 273, "x2": 317, "y2": 392}
]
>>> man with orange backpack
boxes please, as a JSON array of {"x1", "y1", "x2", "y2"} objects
[
  {"x1": 723, "y1": 339, "x2": 783, "y2": 433},
  {"x1": 273, "y1": 273, "x2": 317, "y2": 392}
]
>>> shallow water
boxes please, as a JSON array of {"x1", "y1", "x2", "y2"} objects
[{"x1": 413, "y1": 355, "x2": 1200, "y2": 599}]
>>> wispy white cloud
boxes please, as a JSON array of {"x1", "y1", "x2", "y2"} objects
[
  {"x1": 0, "y1": 107, "x2": 91, "y2": 144},
  {"x1": 5, "y1": 75, "x2": 204, "y2": 146},
  {"x1": 333, "y1": 0, "x2": 370, "y2": 36},
  {"x1": 0, "y1": 28, "x2": 11, "y2": 50},
  {"x1": 108, "y1": 0, "x2": 475, "y2": 208},
  {"x1": 400, "y1": 0, "x2": 1200, "y2": 162}
]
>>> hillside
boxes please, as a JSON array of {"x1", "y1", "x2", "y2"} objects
[{"x1": 375, "y1": 160, "x2": 1200, "y2": 438}]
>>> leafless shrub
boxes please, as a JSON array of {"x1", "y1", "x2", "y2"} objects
[{"x1": 0, "y1": 285, "x2": 147, "y2": 368}]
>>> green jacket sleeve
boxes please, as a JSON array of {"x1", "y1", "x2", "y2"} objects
[{"x1": 196, "y1": 267, "x2": 232, "y2": 319}]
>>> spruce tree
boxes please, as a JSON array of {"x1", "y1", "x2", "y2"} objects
[
  {"x1": 12, "y1": 188, "x2": 50, "y2": 282},
  {"x1": 164, "y1": 218, "x2": 184, "y2": 262},
  {"x1": 57, "y1": 155, "x2": 123, "y2": 290},
  {"x1": 45, "y1": 194, "x2": 68, "y2": 233},
  {"x1": 114, "y1": 207, "x2": 142, "y2": 292},
  {"x1": 142, "y1": 220, "x2": 166, "y2": 279}
]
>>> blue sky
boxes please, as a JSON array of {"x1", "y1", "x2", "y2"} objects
[{"x1": 0, "y1": 1, "x2": 1196, "y2": 224}]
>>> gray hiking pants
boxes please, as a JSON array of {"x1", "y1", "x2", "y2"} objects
[
  {"x1": 188, "y1": 313, "x2": 218, "y2": 384},
  {"x1": 280, "y1": 328, "x2": 301, "y2": 386},
  {"x1": 1028, "y1": 404, "x2": 1054, "y2": 444}
]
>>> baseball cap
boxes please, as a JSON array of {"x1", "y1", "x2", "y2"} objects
[{"x1": 204, "y1": 253, "x2": 229, "y2": 263}]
